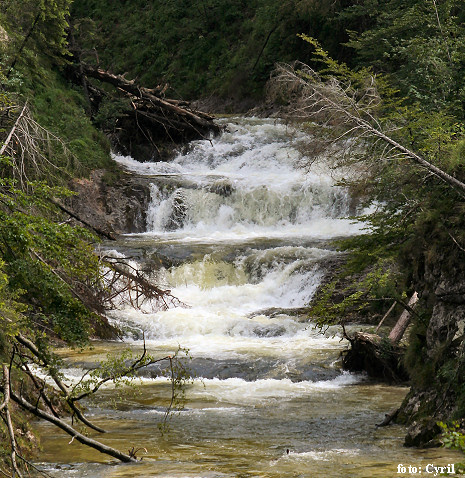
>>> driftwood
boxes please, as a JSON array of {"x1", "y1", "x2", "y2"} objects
[
  {"x1": 342, "y1": 331, "x2": 408, "y2": 382},
  {"x1": 82, "y1": 64, "x2": 218, "y2": 129},
  {"x1": 73, "y1": 63, "x2": 222, "y2": 160},
  {"x1": 388, "y1": 292, "x2": 418, "y2": 344},
  {"x1": 342, "y1": 292, "x2": 419, "y2": 382}
]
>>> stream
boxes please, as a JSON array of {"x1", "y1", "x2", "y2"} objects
[{"x1": 36, "y1": 118, "x2": 459, "y2": 477}]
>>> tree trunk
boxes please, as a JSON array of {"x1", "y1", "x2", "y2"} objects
[
  {"x1": 7, "y1": 389, "x2": 137, "y2": 463},
  {"x1": 388, "y1": 292, "x2": 419, "y2": 344}
]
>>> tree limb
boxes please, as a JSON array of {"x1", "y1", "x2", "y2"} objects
[
  {"x1": 49, "y1": 198, "x2": 116, "y2": 241},
  {"x1": 14, "y1": 333, "x2": 107, "y2": 434},
  {"x1": 1, "y1": 364, "x2": 23, "y2": 477},
  {"x1": 5, "y1": 387, "x2": 136, "y2": 463},
  {"x1": 0, "y1": 103, "x2": 28, "y2": 156},
  {"x1": 271, "y1": 63, "x2": 465, "y2": 194},
  {"x1": 81, "y1": 64, "x2": 220, "y2": 136}
]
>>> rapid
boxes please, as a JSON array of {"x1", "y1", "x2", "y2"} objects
[{"x1": 36, "y1": 118, "x2": 459, "y2": 477}]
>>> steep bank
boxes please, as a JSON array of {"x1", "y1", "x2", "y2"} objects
[{"x1": 397, "y1": 243, "x2": 465, "y2": 446}]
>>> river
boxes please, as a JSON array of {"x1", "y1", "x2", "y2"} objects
[{"x1": 36, "y1": 117, "x2": 459, "y2": 477}]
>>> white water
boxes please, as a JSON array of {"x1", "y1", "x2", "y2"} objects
[
  {"x1": 114, "y1": 117, "x2": 363, "y2": 244},
  {"x1": 110, "y1": 117, "x2": 360, "y2": 369},
  {"x1": 37, "y1": 117, "x2": 455, "y2": 477}
]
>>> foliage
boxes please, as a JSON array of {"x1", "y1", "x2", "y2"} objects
[
  {"x1": 0, "y1": 175, "x2": 100, "y2": 344},
  {"x1": 340, "y1": 0, "x2": 465, "y2": 115},
  {"x1": 0, "y1": 14, "x2": 187, "y2": 466},
  {"x1": 18, "y1": 63, "x2": 112, "y2": 173},
  {"x1": 70, "y1": 0, "x2": 348, "y2": 100},
  {"x1": 1, "y1": 2, "x2": 112, "y2": 175},
  {"x1": 438, "y1": 421, "x2": 465, "y2": 473},
  {"x1": 273, "y1": 34, "x2": 465, "y2": 333},
  {"x1": 308, "y1": 258, "x2": 403, "y2": 327},
  {"x1": 0, "y1": 166, "x2": 191, "y2": 470},
  {"x1": 0, "y1": 0, "x2": 73, "y2": 65}
]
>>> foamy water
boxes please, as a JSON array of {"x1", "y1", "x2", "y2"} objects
[{"x1": 35, "y1": 118, "x2": 446, "y2": 478}]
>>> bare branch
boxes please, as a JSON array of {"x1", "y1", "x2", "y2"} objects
[
  {"x1": 99, "y1": 256, "x2": 186, "y2": 311},
  {"x1": 270, "y1": 62, "x2": 465, "y2": 194},
  {"x1": 14, "y1": 333, "x2": 107, "y2": 433},
  {"x1": 5, "y1": 387, "x2": 136, "y2": 463},
  {"x1": 0, "y1": 364, "x2": 23, "y2": 477},
  {"x1": 0, "y1": 104, "x2": 81, "y2": 189}
]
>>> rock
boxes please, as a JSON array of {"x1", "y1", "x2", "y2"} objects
[
  {"x1": 208, "y1": 181, "x2": 235, "y2": 197},
  {"x1": 395, "y1": 247, "x2": 465, "y2": 447},
  {"x1": 404, "y1": 419, "x2": 442, "y2": 448},
  {"x1": 67, "y1": 168, "x2": 152, "y2": 235},
  {"x1": 164, "y1": 190, "x2": 187, "y2": 231}
]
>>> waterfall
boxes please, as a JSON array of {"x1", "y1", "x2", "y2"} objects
[
  {"x1": 38, "y1": 117, "x2": 443, "y2": 478},
  {"x1": 110, "y1": 117, "x2": 364, "y2": 364}
]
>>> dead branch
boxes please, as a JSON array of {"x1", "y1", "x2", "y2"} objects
[
  {"x1": 49, "y1": 198, "x2": 116, "y2": 241},
  {"x1": 375, "y1": 300, "x2": 397, "y2": 333},
  {"x1": 80, "y1": 64, "x2": 222, "y2": 141},
  {"x1": 376, "y1": 407, "x2": 399, "y2": 427},
  {"x1": 99, "y1": 256, "x2": 186, "y2": 311},
  {"x1": 5, "y1": 387, "x2": 136, "y2": 463},
  {"x1": 15, "y1": 453, "x2": 54, "y2": 478},
  {"x1": 14, "y1": 333, "x2": 107, "y2": 434},
  {"x1": 0, "y1": 364, "x2": 23, "y2": 477},
  {"x1": 0, "y1": 103, "x2": 80, "y2": 189},
  {"x1": 0, "y1": 103, "x2": 28, "y2": 156},
  {"x1": 388, "y1": 292, "x2": 419, "y2": 344},
  {"x1": 270, "y1": 62, "x2": 465, "y2": 194}
]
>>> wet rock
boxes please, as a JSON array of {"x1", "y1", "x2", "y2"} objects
[
  {"x1": 165, "y1": 190, "x2": 187, "y2": 231},
  {"x1": 252, "y1": 325, "x2": 287, "y2": 337},
  {"x1": 208, "y1": 181, "x2": 235, "y2": 197}
]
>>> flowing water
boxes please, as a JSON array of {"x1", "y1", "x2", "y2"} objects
[{"x1": 36, "y1": 118, "x2": 459, "y2": 477}]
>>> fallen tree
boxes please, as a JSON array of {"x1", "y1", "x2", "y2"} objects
[
  {"x1": 341, "y1": 331, "x2": 408, "y2": 382},
  {"x1": 69, "y1": 63, "x2": 222, "y2": 161},
  {"x1": 341, "y1": 293, "x2": 419, "y2": 382},
  {"x1": 269, "y1": 56, "x2": 465, "y2": 195}
]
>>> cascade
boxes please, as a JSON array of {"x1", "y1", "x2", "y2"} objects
[{"x1": 36, "y1": 118, "x2": 458, "y2": 477}]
